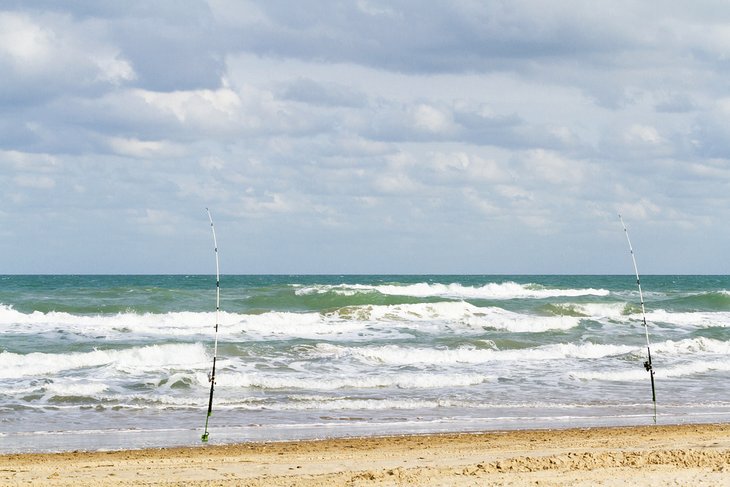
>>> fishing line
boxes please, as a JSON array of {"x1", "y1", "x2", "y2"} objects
[
  {"x1": 619, "y1": 214, "x2": 657, "y2": 423},
  {"x1": 202, "y1": 208, "x2": 220, "y2": 442}
]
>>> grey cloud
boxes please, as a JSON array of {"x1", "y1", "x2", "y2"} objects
[
  {"x1": 278, "y1": 78, "x2": 367, "y2": 107},
  {"x1": 0, "y1": 11, "x2": 136, "y2": 105},
  {"x1": 655, "y1": 92, "x2": 696, "y2": 113},
  {"x1": 233, "y1": 1, "x2": 636, "y2": 74},
  {"x1": 2, "y1": 1, "x2": 224, "y2": 92}
]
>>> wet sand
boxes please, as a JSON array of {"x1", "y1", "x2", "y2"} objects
[{"x1": 2, "y1": 423, "x2": 729, "y2": 486}]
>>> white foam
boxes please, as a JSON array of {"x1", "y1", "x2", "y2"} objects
[
  {"x1": 644, "y1": 310, "x2": 730, "y2": 328},
  {"x1": 579, "y1": 308, "x2": 730, "y2": 329},
  {"x1": 0, "y1": 383, "x2": 43, "y2": 395},
  {"x1": 571, "y1": 359, "x2": 730, "y2": 381},
  {"x1": 652, "y1": 337, "x2": 730, "y2": 355},
  {"x1": 44, "y1": 380, "x2": 109, "y2": 397},
  {"x1": 0, "y1": 302, "x2": 581, "y2": 339},
  {"x1": 565, "y1": 303, "x2": 629, "y2": 318},
  {"x1": 0, "y1": 305, "x2": 368, "y2": 339},
  {"x1": 295, "y1": 282, "x2": 610, "y2": 300},
  {"x1": 240, "y1": 311, "x2": 366, "y2": 337},
  {"x1": 310, "y1": 342, "x2": 634, "y2": 365},
  {"x1": 331, "y1": 301, "x2": 581, "y2": 333},
  {"x1": 216, "y1": 397, "x2": 465, "y2": 411},
  {"x1": 568, "y1": 338, "x2": 730, "y2": 381},
  {"x1": 0, "y1": 343, "x2": 209, "y2": 379},
  {"x1": 0, "y1": 304, "x2": 229, "y2": 337},
  {"x1": 216, "y1": 371, "x2": 493, "y2": 390}
]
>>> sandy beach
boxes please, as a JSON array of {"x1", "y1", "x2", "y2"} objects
[{"x1": 2, "y1": 423, "x2": 729, "y2": 486}]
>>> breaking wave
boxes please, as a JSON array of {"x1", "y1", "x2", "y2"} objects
[
  {"x1": 0, "y1": 301, "x2": 582, "y2": 339},
  {"x1": 294, "y1": 282, "x2": 610, "y2": 300},
  {"x1": 0, "y1": 343, "x2": 209, "y2": 379}
]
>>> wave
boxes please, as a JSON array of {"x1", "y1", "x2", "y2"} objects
[
  {"x1": 308, "y1": 342, "x2": 635, "y2": 365},
  {"x1": 5, "y1": 300, "x2": 728, "y2": 342},
  {"x1": 651, "y1": 337, "x2": 730, "y2": 355},
  {"x1": 0, "y1": 304, "x2": 356, "y2": 339},
  {"x1": 568, "y1": 337, "x2": 730, "y2": 381},
  {"x1": 294, "y1": 282, "x2": 610, "y2": 300},
  {"x1": 0, "y1": 343, "x2": 209, "y2": 379},
  {"x1": 4, "y1": 336, "x2": 725, "y2": 386},
  {"x1": 5, "y1": 393, "x2": 613, "y2": 412},
  {"x1": 239, "y1": 310, "x2": 369, "y2": 337},
  {"x1": 0, "y1": 302, "x2": 582, "y2": 338},
  {"x1": 44, "y1": 380, "x2": 109, "y2": 397},
  {"x1": 661, "y1": 291, "x2": 730, "y2": 311},
  {"x1": 546, "y1": 302, "x2": 629, "y2": 318},
  {"x1": 643, "y1": 310, "x2": 730, "y2": 328},
  {"x1": 0, "y1": 304, "x2": 221, "y2": 336},
  {"x1": 549, "y1": 305, "x2": 730, "y2": 328},
  {"x1": 570, "y1": 359, "x2": 730, "y2": 381},
  {"x1": 334, "y1": 302, "x2": 581, "y2": 333},
  {"x1": 541, "y1": 303, "x2": 730, "y2": 327},
  {"x1": 216, "y1": 371, "x2": 494, "y2": 390}
]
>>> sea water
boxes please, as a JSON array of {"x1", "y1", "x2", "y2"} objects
[{"x1": 1, "y1": 275, "x2": 729, "y2": 453}]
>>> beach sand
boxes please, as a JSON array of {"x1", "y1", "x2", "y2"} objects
[{"x1": 2, "y1": 423, "x2": 729, "y2": 486}]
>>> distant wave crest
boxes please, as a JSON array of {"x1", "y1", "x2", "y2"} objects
[{"x1": 294, "y1": 282, "x2": 610, "y2": 299}]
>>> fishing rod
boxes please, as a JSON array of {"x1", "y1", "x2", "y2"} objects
[
  {"x1": 202, "y1": 208, "x2": 220, "y2": 442},
  {"x1": 619, "y1": 214, "x2": 657, "y2": 423}
]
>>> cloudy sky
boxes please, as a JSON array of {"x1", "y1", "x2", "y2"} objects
[{"x1": 1, "y1": 1, "x2": 729, "y2": 274}]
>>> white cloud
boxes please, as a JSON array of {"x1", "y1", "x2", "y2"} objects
[
  {"x1": 421, "y1": 151, "x2": 509, "y2": 185},
  {"x1": 239, "y1": 191, "x2": 293, "y2": 215},
  {"x1": 496, "y1": 185, "x2": 533, "y2": 202},
  {"x1": 411, "y1": 104, "x2": 455, "y2": 134},
  {"x1": 523, "y1": 149, "x2": 584, "y2": 185},
  {"x1": 687, "y1": 160, "x2": 730, "y2": 179},
  {"x1": 107, "y1": 137, "x2": 184, "y2": 158},
  {"x1": 200, "y1": 156, "x2": 226, "y2": 171},
  {"x1": 133, "y1": 208, "x2": 181, "y2": 235},
  {"x1": 624, "y1": 125, "x2": 664, "y2": 145},
  {"x1": 619, "y1": 199, "x2": 662, "y2": 221},
  {"x1": 431, "y1": 151, "x2": 469, "y2": 172},
  {"x1": 0, "y1": 11, "x2": 136, "y2": 99},
  {"x1": 468, "y1": 155, "x2": 509, "y2": 182},
  {"x1": 136, "y1": 87, "x2": 241, "y2": 123},
  {"x1": 93, "y1": 52, "x2": 135, "y2": 85},
  {"x1": 463, "y1": 187, "x2": 499, "y2": 216},
  {"x1": 373, "y1": 173, "x2": 418, "y2": 194},
  {"x1": 0, "y1": 13, "x2": 54, "y2": 71},
  {"x1": 1, "y1": 150, "x2": 59, "y2": 171},
  {"x1": 13, "y1": 174, "x2": 55, "y2": 189}
]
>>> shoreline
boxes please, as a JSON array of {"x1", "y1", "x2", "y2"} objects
[{"x1": 2, "y1": 423, "x2": 729, "y2": 486}]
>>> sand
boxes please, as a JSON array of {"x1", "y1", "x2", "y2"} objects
[{"x1": 1, "y1": 423, "x2": 729, "y2": 486}]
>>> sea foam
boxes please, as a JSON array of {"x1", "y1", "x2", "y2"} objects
[
  {"x1": 0, "y1": 301, "x2": 582, "y2": 339},
  {"x1": 0, "y1": 343, "x2": 209, "y2": 378},
  {"x1": 295, "y1": 282, "x2": 610, "y2": 299},
  {"x1": 309, "y1": 342, "x2": 635, "y2": 365},
  {"x1": 215, "y1": 371, "x2": 494, "y2": 390}
]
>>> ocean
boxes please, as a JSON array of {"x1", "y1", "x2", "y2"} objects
[{"x1": 2, "y1": 275, "x2": 730, "y2": 453}]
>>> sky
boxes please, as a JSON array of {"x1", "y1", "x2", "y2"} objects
[{"x1": 1, "y1": 1, "x2": 729, "y2": 274}]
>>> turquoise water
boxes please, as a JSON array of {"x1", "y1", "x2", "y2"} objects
[{"x1": 1, "y1": 275, "x2": 730, "y2": 453}]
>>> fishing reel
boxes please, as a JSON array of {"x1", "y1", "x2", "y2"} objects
[{"x1": 644, "y1": 360, "x2": 652, "y2": 372}]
